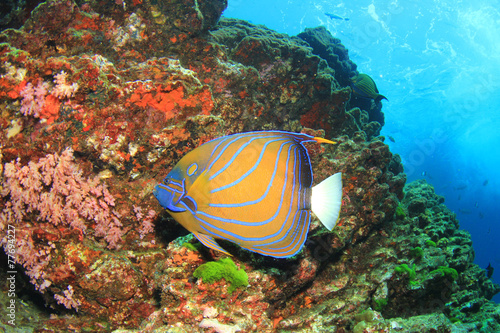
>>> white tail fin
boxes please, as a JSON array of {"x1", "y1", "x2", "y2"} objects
[{"x1": 311, "y1": 172, "x2": 342, "y2": 231}]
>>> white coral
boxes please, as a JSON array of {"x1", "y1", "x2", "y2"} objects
[
  {"x1": 199, "y1": 319, "x2": 241, "y2": 333},
  {"x1": 52, "y1": 71, "x2": 79, "y2": 99},
  {"x1": 2, "y1": 62, "x2": 27, "y2": 82}
]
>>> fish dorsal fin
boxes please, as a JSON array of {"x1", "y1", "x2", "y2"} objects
[
  {"x1": 311, "y1": 172, "x2": 342, "y2": 231},
  {"x1": 193, "y1": 232, "x2": 231, "y2": 256}
]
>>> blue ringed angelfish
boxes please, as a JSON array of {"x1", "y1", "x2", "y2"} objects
[{"x1": 153, "y1": 131, "x2": 343, "y2": 258}]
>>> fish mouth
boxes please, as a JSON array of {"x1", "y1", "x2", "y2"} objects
[{"x1": 153, "y1": 184, "x2": 186, "y2": 212}]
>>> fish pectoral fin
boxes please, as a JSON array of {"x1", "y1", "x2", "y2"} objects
[
  {"x1": 180, "y1": 195, "x2": 197, "y2": 212},
  {"x1": 193, "y1": 232, "x2": 231, "y2": 256}
]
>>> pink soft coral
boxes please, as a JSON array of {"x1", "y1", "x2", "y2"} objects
[
  {"x1": 54, "y1": 285, "x2": 81, "y2": 311},
  {"x1": 2, "y1": 148, "x2": 123, "y2": 245},
  {"x1": 0, "y1": 148, "x2": 124, "y2": 307},
  {"x1": 19, "y1": 81, "x2": 49, "y2": 117},
  {"x1": 134, "y1": 205, "x2": 157, "y2": 239},
  {"x1": 19, "y1": 71, "x2": 78, "y2": 122}
]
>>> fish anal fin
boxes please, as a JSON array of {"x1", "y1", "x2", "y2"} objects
[
  {"x1": 193, "y1": 232, "x2": 231, "y2": 256},
  {"x1": 240, "y1": 244, "x2": 300, "y2": 259}
]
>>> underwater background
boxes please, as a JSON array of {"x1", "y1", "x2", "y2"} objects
[
  {"x1": 225, "y1": 0, "x2": 500, "y2": 303},
  {"x1": 1, "y1": 0, "x2": 500, "y2": 331}
]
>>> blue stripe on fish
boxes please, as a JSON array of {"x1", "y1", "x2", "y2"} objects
[
  {"x1": 197, "y1": 142, "x2": 296, "y2": 226},
  {"x1": 211, "y1": 137, "x2": 285, "y2": 194},
  {"x1": 209, "y1": 138, "x2": 292, "y2": 207}
]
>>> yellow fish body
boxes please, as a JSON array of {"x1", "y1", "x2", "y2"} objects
[{"x1": 154, "y1": 131, "x2": 342, "y2": 258}]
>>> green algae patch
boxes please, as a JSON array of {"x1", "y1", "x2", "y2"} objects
[
  {"x1": 395, "y1": 263, "x2": 416, "y2": 280},
  {"x1": 182, "y1": 242, "x2": 201, "y2": 252},
  {"x1": 430, "y1": 266, "x2": 458, "y2": 281},
  {"x1": 395, "y1": 205, "x2": 406, "y2": 219},
  {"x1": 395, "y1": 263, "x2": 419, "y2": 285},
  {"x1": 425, "y1": 240, "x2": 437, "y2": 247},
  {"x1": 193, "y1": 258, "x2": 248, "y2": 293},
  {"x1": 373, "y1": 298, "x2": 388, "y2": 312},
  {"x1": 409, "y1": 247, "x2": 424, "y2": 259}
]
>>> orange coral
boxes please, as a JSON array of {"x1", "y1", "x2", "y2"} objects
[
  {"x1": 166, "y1": 128, "x2": 190, "y2": 145},
  {"x1": 0, "y1": 79, "x2": 26, "y2": 99},
  {"x1": 40, "y1": 94, "x2": 61, "y2": 124},
  {"x1": 73, "y1": 12, "x2": 102, "y2": 31},
  {"x1": 127, "y1": 82, "x2": 213, "y2": 120}
]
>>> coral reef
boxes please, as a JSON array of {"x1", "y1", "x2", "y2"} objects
[
  {"x1": 0, "y1": 0, "x2": 498, "y2": 332},
  {"x1": 382, "y1": 180, "x2": 500, "y2": 331},
  {"x1": 296, "y1": 27, "x2": 385, "y2": 134},
  {"x1": 297, "y1": 26, "x2": 356, "y2": 88}
]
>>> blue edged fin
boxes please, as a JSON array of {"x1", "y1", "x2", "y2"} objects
[
  {"x1": 193, "y1": 232, "x2": 231, "y2": 256},
  {"x1": 311, "y1": 172, "x2": 342, "y2": 231}
]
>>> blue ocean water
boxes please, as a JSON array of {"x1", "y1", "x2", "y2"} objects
[{"x1": 224, "y1": 0, "x2": 500, "y2": 302}]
